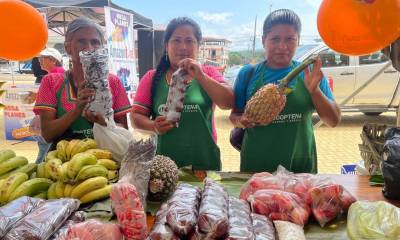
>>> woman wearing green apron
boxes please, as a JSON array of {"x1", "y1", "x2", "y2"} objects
[
  {"x1": 131, "y1": 17, "x2": 234, "y2": 170},
  {"x1": 33, "y1": 18, "x2": 131, "y2": 149},
  {"x1": 230, "y1": 9, "x2": 341, "y2": 173}
]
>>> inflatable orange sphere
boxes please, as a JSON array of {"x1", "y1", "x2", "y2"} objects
[
  {"x1": 318, "y1": 0, "x2": 400, "y2": 56},
  {"x1": 0, "y1": 0, "x2": 48, "y2": 60}
]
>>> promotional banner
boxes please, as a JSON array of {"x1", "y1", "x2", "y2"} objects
[
  {"x1": 3, "y1": 85, "x2": 39, "y2": 141},
  {"x1": 104, "y1": 7, "x2": 138, "y2": 103}
]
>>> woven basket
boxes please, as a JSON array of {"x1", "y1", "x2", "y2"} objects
[{"x1": 358, "y1": 123, "x2": 389, "y2": 175}]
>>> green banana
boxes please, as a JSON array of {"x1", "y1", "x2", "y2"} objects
[
  {"x1": 0, "y1": 149, "x2": 16, "y2": 163},
  {"x1": 55, "y1": 181, "x2": 65, "y2": 198},
  {"x1": 107, "y1": 170, "x2": 119, "y2": 181},
  {"x1": 0, "y1": 179, "x2": 5, "y2": 190},
  {"x1": 80, "y1": 184, "x2": 112, "y2": 204},
  {"x1": 9, "y1": 178, "x2": 53, "y2": 201},
  {"x1": 45, "y1": 158, "x2": 63, "y2": 181},
  {"x1": 0, "y1": 173, "x2": 29, "y2": 204},
  {"x1": 34, "y1": 191, "x2": 47, "y2": 199},
  {"x1": 0, "y1": 156, "x2": 28, "y2": 176},
  {"x1": 45, "y1": 150, "x2": 58, "y2": 161},
  {"x1": 75, "y1": 164, "x2": 108, "y2": 181},
  {"x1": 47, "y1": 182, "x2": 57, "y2": 199},
  {"x1": 97, "y1": 159, "x2": 119, "y2": 170},
  {"x1": 85, "y1": 149, "x2": 112, "y2": 160},
  {"x1": 67, "y1": 153, "x2": 97, "y2": 179},
  {"x1": 56, "y1": 140, "x2": 69, "y2": 162},
  {"x1": 36, "y1": 162, "x2": 46, "y2": 178},
  {"x1": 0, "y1": 163, "x2": 37, "y2": 179},
  {"x1": 70, "y1": 138, "x2": 97, "y2": 157},
  {"x1": 65, "y1": 139, "x2": 81, "y2": 160},
  {"x1": 64, "y1": 184, "x2": 74, "y2": 197},
  {"x1": 70, "y1": 176, "x2": 108, "y2": 199}
]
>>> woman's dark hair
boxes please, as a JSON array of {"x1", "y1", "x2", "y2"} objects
[
  {"x1": 151, "y1": 17, "x2": 202, "y2": 99},
  {"x1": 262, "y1": 9, "x2": 301, "y2": 37}
]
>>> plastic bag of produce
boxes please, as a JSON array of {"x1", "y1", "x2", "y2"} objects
[
  {"x1": 118, "y1": 131, "x2": 157, "y2": 207},
  {"x1": 347, "y1": 201, "x2": 400, "y2": 240},
  {"x1": 63, "y1": 219, "x2": 123, "y2": 240},
  {"x1": 249, "y1": 189, "x2": 310, "y2": 226},
  {"x1": 110, "y1": 182, "x2": 147, "y2": 240},
  {"x1": 148, "y1": 203, "x2": 179, "y2": 240},
  {"x1": 4, "y1": 198, "x2": 80, "y2": 240},
  {"x1": 382, "y1": 127, "x2": 400, "y2": 200},
  {"x1": 274, "y1": 220, "x2": 306, "y2": 240},
  {"x1": 166, "y1": 183, "x2": 201, "y2": 236},
  {"x1": 49, "y1": 211, "x2": 86, "y2": 240},
  {"x1": 251, "y1": 213, "x2": 276, "y2": 240},
  {"x1": 239, "y1": 172, "x2": 280, "y2": 201},
  {"x1": 226, "y1": 197, "x2": 255, "y2": 240},
  {"x1": 0, "y1": 196, "x2": 44, "y2": 238},
  {"x1": 197, "y1": 178, "x2": 229, "y2": 238},
  {"x1": 93, "y1": 119, "x2": 133, "y2": 162}
]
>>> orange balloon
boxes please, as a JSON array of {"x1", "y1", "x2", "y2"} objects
[
  {"x1": 317, "y1": 0, "x2": 400, "y2": 56},
  {"x1": 0, "y1": 0, "x2": 48, "y2": 61}
]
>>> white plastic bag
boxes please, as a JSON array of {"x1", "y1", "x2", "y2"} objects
[{"x1": 93, "y1": 119, "x2": 133, "y2": 162}]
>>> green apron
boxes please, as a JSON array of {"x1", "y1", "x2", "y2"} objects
[
  {"x1": 241, "y1": 65, "x2": 317, "y2": 173},
  {"x1": 152, "y1": 75, "x2": 221, "y2": 170},
  {"x1": 50, "y1": 72, "x2": 93, "y2": 149}
]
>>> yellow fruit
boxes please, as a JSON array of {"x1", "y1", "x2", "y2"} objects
[
  {"x1": 64, "y1": 184, "x2": 74, "y2": 197},
  {"x1": 0, "y1": 149, "x2": 16, "y2": 163},
  {"x1": 0, "y1": 163, "x2": 37, "y2": 179},
  {"x1": 47, "y1": 182, "x2": 57, "y2": 199},
  {"x1": 56, "y1": 140, "x2": 69, "y2": 162},
  {"x1": 70, "y1": 138, "x2": 97, "y2": 157},
  {"x1": 45, "y1": 158, "x2": 63, "y2": 181},
  {"x1": 80, "y1": 185, "x2": 112, "y2": 204},
  {"x1": 107, "y1": 170, "x2": 118, "y2": 181},
  {"x1": 45, "y1": 150, "x2": 58, "y2": 161},
  {"x1": 75, "y1": 164, "x2": 108, "y2": 181},
  {"x1": 0, "y1": 156, "x2": 28, "y2": 175},
  {"x1": 55, "y1": 181, "x2": 65, "y2": 198},
  {"x1": 67, "y1": 153, "x2": 97, "y2": 179},
  {"x1": 97, "y1": 159, "x2": 119, "y2": 170},
  {"x1": 70, "y1": 176, "x2": 108, "y2": 199},
  {"x1": 9, "y1": 178, "x2": 53, "y2": 201},
  {"x1": 59, "y1": 162, "x2": 69, "y2": 182},
  {"x1": 0, "y1": 173, "x2": 29, "y2": 204},
  {"x1": 85, "y1": 149, "x2": 112, "y2": 160},
  {"x1": 65, "y1": 139, "x2": 81, "y2": 160},
  {"x1": 36, "y1": 162, "x2": 46, "y2": 178}
]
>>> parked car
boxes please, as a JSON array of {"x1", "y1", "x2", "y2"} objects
[{"x1": 295, "y1": 43, "x2": 400, "y2": 115}]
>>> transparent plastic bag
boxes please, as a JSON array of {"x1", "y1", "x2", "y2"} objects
[
  {"x1": 197, "y1": 178, "x2": 229, "y2": 238},
  {"x1": 251, "y1": 213, "x2": 276, "y2": 240},
  {"x1": 63, "y1": 219, "x2": 123, "y2": 240},
  {"x1": 0, "y1": 196, "x2": 44, "y2": 238},
  {"x1": 148, "y1": 203, "x2": 179, "y2": 240},
  {"x1": 93, "y1": 119, "x2": 133, "y2": 162},
  {"x1": 49, "y1": 211, "x2": 86, "y2": 240},
  {"x1": 4, "y1": 198, "x2": 80, "y2": 240},
  {"x1": 118, "y1": 131, "x2": 157, "y2": 207},
  {"x1": 110, "y1": 182, "x2": 147, "y2": 240},
  {"x1": 226, "y1": 197, "x2": 254, "y2": 240}
]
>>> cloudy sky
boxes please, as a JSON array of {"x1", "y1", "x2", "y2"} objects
[{"x1": 114, "y1": 0, "x2": 323, "y2": 50}]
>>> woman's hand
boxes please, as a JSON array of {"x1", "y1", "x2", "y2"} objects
[
  {"x1": 153, "y1": 116, "x2": 174, "y2": 134},
  {"x1": 304, "y1": 57, "x2": 324, "y2": 96},
  {"x1": 76, "y1": 81, "x2": 95, "y2": 112},
  {"x1": 178, "y1": 58, "x2": 206, "y2": 83},
  {"x1": 83, "y1": 110, "x2": 107, "y2": 126}
]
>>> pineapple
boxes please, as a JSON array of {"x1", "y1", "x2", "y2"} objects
[
  {"x1": 148, "y1": 155, "x2": 179, "y2": 201},
  {"x1": 244, "y1": 56, "x2": 317, "y2": 126}
]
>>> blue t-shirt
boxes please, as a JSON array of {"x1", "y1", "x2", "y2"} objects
[{"x1": 234, "y1": 60, "x2": 334, "y2": 110}]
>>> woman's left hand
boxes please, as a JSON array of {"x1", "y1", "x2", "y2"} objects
[
  {"x1": 178, "y1": 58, "x2": 206, "y2": 83},
  {"x1": 304, "y1": 57, "x2": 324, "y2": 95},
  {"x1": 83, "y1": 110, "x2": 107, "y2": 126}
]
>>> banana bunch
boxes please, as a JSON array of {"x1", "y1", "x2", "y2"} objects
[
  {"x1": 0, "y1": 150, "x2": 37, "y2": 180},
  {"x1": 55, "y1": 138, "x2": 97, "y2": 162},
  {"x1": 0, "y1": 173, "x2": 53, "y2": 205}
]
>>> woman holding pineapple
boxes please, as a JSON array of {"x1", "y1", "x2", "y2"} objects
[
  {"x1": 230, "y1": 9, "x2": 341, "y2": 173},
  {"x1": 131, "y1": 17, "x2": 234, "y2": 170}
]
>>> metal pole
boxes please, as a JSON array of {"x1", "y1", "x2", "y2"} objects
[{"x1": 314, "y1": 61, "x2": 392, "y2": 128}]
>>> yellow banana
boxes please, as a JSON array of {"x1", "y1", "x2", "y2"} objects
[
  {"x1": 0, "y1": 163, "x2": 37, "y2": 179},
  {"x1": 55, "y1": 181, "x2": 65, "y2": 198},
  {"x1": 0, "y1": 179, "x2": 5, "y2": 191},
  {"x1": 0, "y1": 173, "x2": 29, "y2": 204},
  {"x1": 56, "y1": 140, "x2": 69, "y2": 162},
  {"x1": 36, "y1": 162, "x2": 46, "y2": 178},
  {"x1": 70, "y1": 176, "x2": 108, "y2": 199},
  {"x1": 0, "y1": 149, "x2": 16, "y2": 163},
  {"x1": 9, "y1": 178, "x2": 53, "y2": 202},
  {"x1": 0, "y1": 156, "x2": 28, "y2": 176},
  {"x1": 70, "y1": 138, "x2": 97, "y2": 157},
  {"x1": 45, "y1": 150, "x2": 58, "y2": 161},
  {"x1": 59, "y1": 162, "x2": 69, "y2": 182},
  {"x1": 75, "y1": 164, "x2": 108, "y2": 181},
  {"x1": 45, "y1": 158, "x2": 63, "y2": 181},
  {"x1": 34, "y1": 191, "x2": 47, "y2": 199},
  {"x1": 67, "y1": 153, "x2": 97, "y2": 179},
  {"x1": 85, "y1": 149, "x2": 112, "y2": 160},
  {"x1": 47, "y1": 182, "x2": 57, "y2": 199},
  {"x1": 97, "y1": 159, "x2": 119, "y2": 170},
  {"x1": 107, "y1": 170, "x2": 119, "y2": 181},
  {"x1": 65, "y1": 139, "x2": 81, "y2": 161},
  {"x1": 80, "y1": 184, "x2": 112, "y2": 204},
  {"x1": 64, "y1": 184, "x2": 74, "y2": 197}
]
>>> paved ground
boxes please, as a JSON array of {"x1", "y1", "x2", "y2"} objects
[{"x1": 1, "y1": 73, "x2": 397, "y2": 173}]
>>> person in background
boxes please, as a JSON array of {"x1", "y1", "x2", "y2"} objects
[
  {"x1": 31, "y1": 57, "x2": 47, "y2": 84},
  {"x1": 131, "y1": 17, "x2": 234, "y2": 170},
  {"x1": 38, "y1": 47, "x2": 65, "y2": 74}
]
